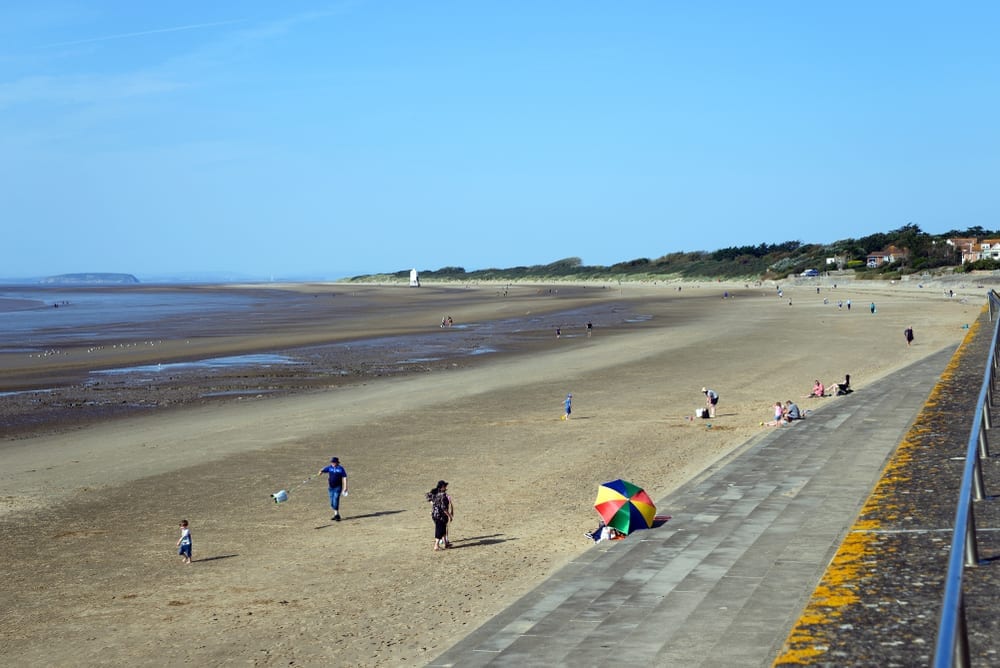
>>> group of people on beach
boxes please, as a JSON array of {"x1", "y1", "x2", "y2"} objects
[
  {"x1": 803, "y1": 375, "x2": 852, "y2": 400},
  {"x1": 763, "y1": 400, "x2": 802, "y2": 427},
  {"x1": 175, "y1": 455, "x2": 461, "y2": 562},
  {"x1": 316, "y1": 458, "x2": 456, "y2": 553},
  {"x1": 754, "y1": 375, "x2": 852, "y2": 428}
]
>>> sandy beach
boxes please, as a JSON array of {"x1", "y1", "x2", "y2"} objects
[{"x1": 0, "y1": 277, "x2": 985, "y2": 666}]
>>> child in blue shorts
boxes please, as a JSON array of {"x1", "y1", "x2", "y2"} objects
[{"x1": 176, "y1": 519, "x2": 192, "y2": 564}]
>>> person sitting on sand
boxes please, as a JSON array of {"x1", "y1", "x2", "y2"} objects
[
  {"x1": 784, "y1": 400, "x2": 802, "y2": 421},
  {"x1": 585, "y1": 520, "x2": 606, "y2": 542},
  {"x1": 832, "y1": 374, "x2": 851, "y2": 396},
  {"x1": 584, "y1": 521, "x2": 624, "y2": 542},
  {"x1": 807, "y1": 380, "x2": 825, "y2": 398}
]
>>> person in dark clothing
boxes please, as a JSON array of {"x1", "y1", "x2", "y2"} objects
[{"x1": 426, "y1": 480, "x2": 454, "y2": 551}]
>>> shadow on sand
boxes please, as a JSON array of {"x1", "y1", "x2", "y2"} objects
[
  {"x1": 194, "y1": 554, "x2": 239, "y2": 563},
  {"x1": 446, "y1": 534, "x2": 514, "y2": 550},
  {"x1": 314, "y1": 509, "x2": 406, "y2": 529}
]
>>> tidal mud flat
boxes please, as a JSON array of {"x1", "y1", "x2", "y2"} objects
[{"x1": 0, "y1": 283, "x2": 649, "y2": 439}]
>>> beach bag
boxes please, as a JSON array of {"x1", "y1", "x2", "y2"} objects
[{"x1": 696, "y1": 408, "x2": 709, "y2": 419}]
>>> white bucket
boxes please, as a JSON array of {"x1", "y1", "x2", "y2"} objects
[{"x1": 271, "y1": 489, "x2": 289, "y2": 503}]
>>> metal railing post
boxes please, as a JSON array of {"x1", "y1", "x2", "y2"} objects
[
  {"x1": 965, "y1": 502, "x2": 980, "y2": 567},
  {"x1": 973, "y1": 450, "x2": 987, "y2": 502},
  {"x1": 955, "y1": 597, "x2": 971, "y2": 668}
]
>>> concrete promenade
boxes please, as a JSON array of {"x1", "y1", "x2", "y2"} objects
[{"x1": 430, "y1": 345, "x2": 959, "y2": 668}]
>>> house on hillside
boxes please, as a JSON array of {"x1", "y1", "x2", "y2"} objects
[
  {"x1": 866, "y1": 245, "x2": 909, "y2": 268},
  {"x1": 978, "y1": 239, "x2": 1000, "y2": 262},
  {"x1": 948, "y1": 237, "x2": 1000, "y2": 264},
  {"x1": 947, "y1": 237, "x2": 980, "y2": 264}
]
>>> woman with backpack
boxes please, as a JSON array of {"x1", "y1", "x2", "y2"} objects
[{"x1": 426, "y1": 480, "x2": 454, "y2": 551}]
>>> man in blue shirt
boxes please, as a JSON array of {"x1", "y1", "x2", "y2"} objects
[{"x1": 318, "y1": 457, "x2": 348, "y2": 521}]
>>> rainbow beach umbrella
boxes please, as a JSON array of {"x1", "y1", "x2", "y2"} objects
[{"x1": 594, "y1": 479, "x2": 657, "y2": 535}]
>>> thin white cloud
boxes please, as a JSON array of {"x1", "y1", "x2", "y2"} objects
[
  {"x1": 41, "y1": 18, "x2": 249, "y2": 49},
  {"x1": 0, "y1": 72, "x2": 183, "y2": 109}
]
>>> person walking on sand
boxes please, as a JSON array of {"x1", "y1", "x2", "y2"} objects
[
  {"x1": 562, "y1": 393, "x2": 573, "y2": 420},
  {"x1": 176, "y1": 520, "x2": 192, "y2": 564},
  {"x1": 702, "y1": 387, "x2": 719, "y2": 418},
  {"x1": 904, "y1": 326, "x2": 914, "y2": 346},
  {"x1": 586, "y1": 321, "x2": 593, "y2": 337},
  {"x1": 319, "y1": 456, "x2": 348, "y2": 521},
  {"x1": 426, "y1": 480, "x2": 454, "y2": 551}
]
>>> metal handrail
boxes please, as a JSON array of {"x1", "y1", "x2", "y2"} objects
[{"x1": 933, "y1": 290, "x2": 1000, "y2": 667}]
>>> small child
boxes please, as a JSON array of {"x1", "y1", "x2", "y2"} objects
[
  {"x1": 176, "y1": 520, "x2": 192, "y2": 564},
  {"x1": 562, "y1": 393, "x2": 572, "y2": 420}
]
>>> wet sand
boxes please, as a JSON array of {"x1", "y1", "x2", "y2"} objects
[{"x1": 0, "y1": 278, "x2": 985, "y2": 666}]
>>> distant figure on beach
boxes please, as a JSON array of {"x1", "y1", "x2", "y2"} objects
[
  {"x1": 702, "y1": 387, "x2": 718, "y2": 418},
  {"x1": 808, "y1": 380, "x2": 825, "y2": 398},
  {"x1": 441, "y1": 317, "x2": 447, "y2": 328},
  {"x1": 176, "y1": 520, "x2": 192, "y2": 565},
  {"x1": 318, "y1": 457, "x2": 348, "y2": 521},
  {"x1": 870, "y1": 302, "x2": 877, "y2": 314},
  {"x1": 426, "y1": 480, "x2": 453, "y2": 551},
  {"x1": 847, "y1": 299, "x2": 852, "y2": 311},
  {"x1": 447, "y1": 316, "x2": 453, "y2": 327},
  {"x1": 586, "y1": 321, "x2": 593, "y2": 337},
  {"x1": 562, "y1": 393, "x2": 572, "y2": 420},
  {"x1": 834, "y1": 374, "x2": 852, "y2": 395},
  {"x1": 784, "y1": 400, "x2": 801, "y2": 421},
  {"x1": 556, "y1": 327, "x2": 561, "y2": 338},
  {"x1": 904, "y1": 326, "x2": 914, "y2": 346}
]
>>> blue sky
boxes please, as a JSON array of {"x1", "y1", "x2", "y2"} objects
[{"x1": 2, "y1": 2, "x2": 998, "y2": 280}]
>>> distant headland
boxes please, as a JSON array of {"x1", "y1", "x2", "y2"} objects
[{"x1": 39, "y1": 273, "x2": 140, "y2": 285}]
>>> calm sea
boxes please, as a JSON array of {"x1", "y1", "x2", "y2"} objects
[{"x1": 0, "y1": 286, "x2": 264, "y2": 353}]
